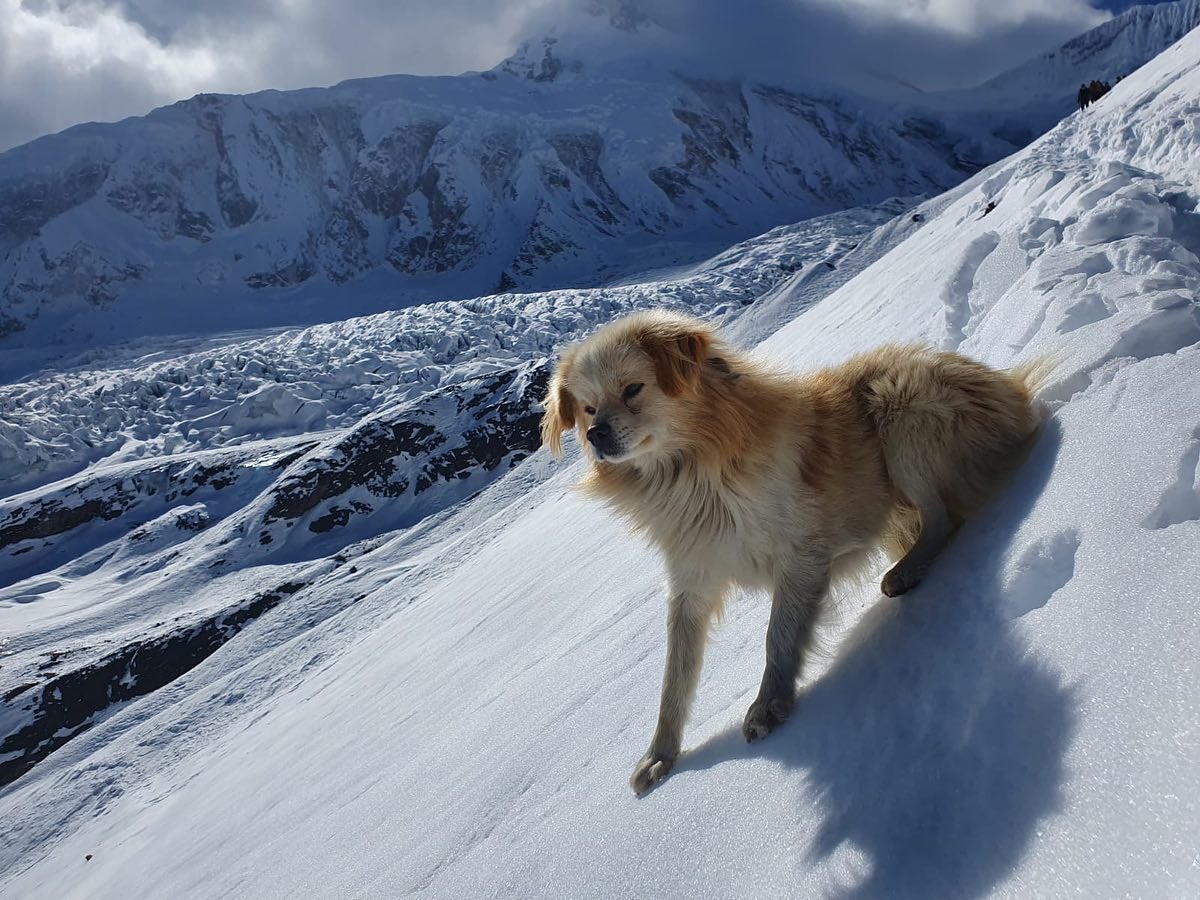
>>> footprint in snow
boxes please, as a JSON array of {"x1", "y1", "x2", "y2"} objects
[
  {"x1": 939, "y1": 231, "x2": 1000, "y2": 351},
  {"x1": 1002, "y1": 530, "x2": 1081, "y2": 618},
  {"x1": 1142, "y1": 426, "x2": 1200, "y2": 530}
]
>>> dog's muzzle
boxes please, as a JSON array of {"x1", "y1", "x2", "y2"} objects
[{"x1": 587, "y1": 420, "x2": 622, "y2": 459}]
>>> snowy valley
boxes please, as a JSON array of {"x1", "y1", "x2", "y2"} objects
[{"x1": 1, "y1": 4, "x2": 1199, "y2": 899}]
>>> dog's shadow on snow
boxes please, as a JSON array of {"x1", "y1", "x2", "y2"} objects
[{"x1": 676, "y1": 419, "x2": 1078, "y2": 899}]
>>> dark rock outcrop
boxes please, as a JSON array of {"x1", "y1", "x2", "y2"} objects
[{"x1": 0, "y1": 581, "x2": 306, "y2": 789}]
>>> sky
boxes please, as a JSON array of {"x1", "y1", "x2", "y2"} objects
[{"x1": 0, "y1": 0, "x2": 1151, "y2": 153}]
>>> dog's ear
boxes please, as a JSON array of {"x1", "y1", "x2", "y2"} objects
[
  {"x1": 638, "y1": 319, "x2": 711, "y2": 397},
  {"x1": 540, "y1": 365, "x2": 576, "y2": 458}
]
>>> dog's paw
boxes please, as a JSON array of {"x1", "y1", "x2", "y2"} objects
[
  {"x1": 630, "y1": 749, "x2": 676, "y2": 796},
  {"x1": 742, "y1": 696, "x2": 792, "y2": 742},
  {"x1": 881, "y1": 564, "x2": 922, "y2": 598}
]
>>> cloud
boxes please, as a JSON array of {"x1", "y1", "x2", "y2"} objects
[
  {"x1": 0, "y1": 0, "x2": 549, "y2": 151},
  {"x1": 0, "y1": 0, "x2": 1114, "y2": 153},
  {"x1": 0, "y1": 0, "x2": 224, "y2": 151},
  {"x1": 541, "y1": 0, "x2": 1111, "y2": 90},
  {"x1": 839, "y1": 0, "x2": 1106, "y2": 35},
  {"x1": 805, "y1": 0, "x2": 1113, "y2": 86}
]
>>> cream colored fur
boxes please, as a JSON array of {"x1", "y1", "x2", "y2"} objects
[{"x1": 541, "y1": 310, "x2": 1044, "y2": 795}]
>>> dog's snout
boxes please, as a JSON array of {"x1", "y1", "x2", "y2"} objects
[{"x1": 587, "y1": 420, "x2": 613, "y2": 448}]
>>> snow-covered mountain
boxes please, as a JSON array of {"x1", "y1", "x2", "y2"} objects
[
  {"x1": 2, "y1": 15, "x2": 1198, "y2": 899},
  {"x1": 0, "y1": 47, "x2": 971, "y2": 370},
  {"x1": 1096, "y1": 0, "x2": 1178, "y2": 14},
  {"x1": 2, "y1": 2, "x2": 1196, "y2": 372},
  {"x1": 943, "y1": 0, "x2": 1200, "y2": 145}
]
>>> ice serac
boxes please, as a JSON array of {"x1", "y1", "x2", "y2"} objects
[{"x1": 0, "y1": 201, "x2": 898, "y2": 496}]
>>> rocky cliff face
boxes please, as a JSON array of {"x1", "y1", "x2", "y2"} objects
[
  {"x1": 940, "y1": 0, "x2": 1200, "y2": 145},
  {"x1": 0, "y1": 361, "x2": 550, "y2": 788}
]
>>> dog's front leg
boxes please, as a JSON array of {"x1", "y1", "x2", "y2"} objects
[
  {"x1": 631, "y1": 586, "x2": 716, "y2": 796},
  {"x1": 743, "y1": 559, "x2": 830, "y2": 741}
]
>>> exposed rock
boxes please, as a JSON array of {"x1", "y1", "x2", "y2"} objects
[{"x1": 257, "y1": 360, "x2": 550, "y2": 539}]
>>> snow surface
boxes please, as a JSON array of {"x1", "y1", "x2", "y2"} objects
[{"x1": 2, "y1": 18, "x2": 1200, "y2": 900}]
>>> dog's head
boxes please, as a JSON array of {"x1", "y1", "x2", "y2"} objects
[{"x1": 541, "y1": 310, "x2": 713, "y2": 463}]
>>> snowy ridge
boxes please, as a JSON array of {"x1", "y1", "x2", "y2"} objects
[
  {"x1": 982, "y1": 0, "x2": 1200, "y2": 94},
  {"x1": 1, "y1": 19, "x2": 1199, "y2": 900},
  {"x1": 942, "y1": 0, "x2": 1200, "y2": 145}
]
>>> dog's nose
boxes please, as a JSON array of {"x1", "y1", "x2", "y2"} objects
[{"x1": 587, "y1": 421, "x2": 613, "y2": 448}]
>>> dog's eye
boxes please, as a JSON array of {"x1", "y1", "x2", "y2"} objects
[
  {"x1": 584, "y1": 405, "x2": 597, "y2": 415},
  {"x1": 622, "y1": 383, "x2": 644, "y2": 401}
]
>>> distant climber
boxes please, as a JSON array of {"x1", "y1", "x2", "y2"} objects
[{"x1": 1078, "y1": 79, "x2": 1113, "y2": 112}]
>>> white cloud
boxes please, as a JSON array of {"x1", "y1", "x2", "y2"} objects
[
  {"x1": 0, "y1": 0, "x2": 547, "y2": 151},
  {"x1": 831, "y1": 0, "x2": 1108, "y2": 35},
  {"x1": 0, "y1": 0, "x2": 1115, "y2": 152},
  {"x1": 0, "y1": 0, "x2": 231, "y2": 149}
]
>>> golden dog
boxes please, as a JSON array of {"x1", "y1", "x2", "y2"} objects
[{"x1": 541, "y1": 310, "x2": 1044, "y2": 795}]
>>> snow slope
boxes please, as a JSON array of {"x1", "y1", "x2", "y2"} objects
[
  {"x1": 2, "y1": 21, "x2": 1200, "y2": 900},
  {"x1": 939, "y1": 0, "x2": 1200, "y2": 146}
]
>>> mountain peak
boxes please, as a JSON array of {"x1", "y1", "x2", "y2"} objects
[{"x1": 493, "y1": 1, "x2": 676, "y2": 83}]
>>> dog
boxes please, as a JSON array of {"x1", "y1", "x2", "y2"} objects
[{"x1": 540, "y1": 310, "x2": 1045, "y2": 795}]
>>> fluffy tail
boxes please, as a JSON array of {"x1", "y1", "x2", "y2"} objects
[{"x1": 1008, "y1": 352, "x2": 1063, "y2": 402}]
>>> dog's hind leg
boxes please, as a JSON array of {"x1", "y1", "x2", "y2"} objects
[
  {"x1": 743, "y1": 559, "x2": 830, "y2": 741},
  {"x1": 631, "y1": 582, "x2": 722, "y2": 796},
  {"x1": 881, "y1": 489, "x2": 954, "y2": 597}
]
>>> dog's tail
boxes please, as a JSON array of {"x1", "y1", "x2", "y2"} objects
[
  {"x1": 1008, "y1": 352, "x2": 1063, "y2": 404},
  {"x1": 1005, "y1": 352, "x2": 1065, "y2": 442}
]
